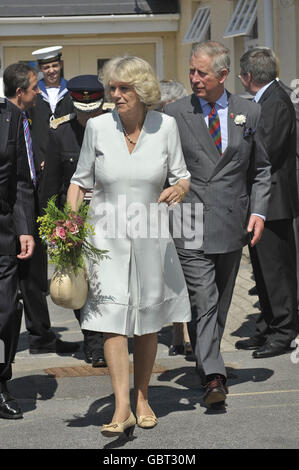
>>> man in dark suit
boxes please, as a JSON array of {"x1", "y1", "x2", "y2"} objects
[
  {"x1": 4, "y1": 62, "x2": 80, "y2": 354},
  {"x1": 278, "y1": 79, "x2": 299, "y2": 331},
  {"x1": 165, "y1": 41, "x2": 271, "y2": 408},
  {"x1": 40, "y1": 75, "x2": 109, "y2": 367},
  {"x1": 0, "y1": 95, "x2": 35, "y2": 419},
  {"x1": 236, "y1": 48, "x2": 299, "y2": 357}
]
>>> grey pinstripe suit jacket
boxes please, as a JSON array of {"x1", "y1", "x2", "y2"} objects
[{"x1": 165, "y1": 91, "x2": 271, "y2": 254}]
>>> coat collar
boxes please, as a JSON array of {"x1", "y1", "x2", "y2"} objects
[
  {"x1": 256, "y1": 80, "x2": 279, "y2": 104},
  {"x1": 38, "y1": 77, "x2": 69, "y2": 104}
]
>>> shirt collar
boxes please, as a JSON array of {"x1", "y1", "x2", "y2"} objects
[
  {"x1": 199, "y1": 90, "x2": 228, "y2": 109},
  {"x1": 254, "y1": 80, "x2": 275, "y2": 103}
]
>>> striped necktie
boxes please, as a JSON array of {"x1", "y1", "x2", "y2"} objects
[
  {"x1": 208, "y1": 102, "x2": 222, "y2": 155},
  {"x1": 23, "y1": 114, "x2": 37, "y2": 187}
]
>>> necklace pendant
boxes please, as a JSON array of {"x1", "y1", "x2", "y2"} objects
[{"x1": 123, "y1": 127, "x2": 136, "y2": 145}]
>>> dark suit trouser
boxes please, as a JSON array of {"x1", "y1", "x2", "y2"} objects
[
  {"x1": 73, "y1": 309, "x2": 104, "y2": 352},
  {"x1": 18, "y1": 224, "x2": 56, "y2": 348},
  {"x1": 249, "y1": 219, "x2": 297, "y2": 346},
  {"x1": 294, "y1": 215, "x2": 299, "y2": 316},
  {"x1": 177, "y1": 248, "x2": 242, "y2": 384},
  {"x1": 0, "y1": 255, "x2": 22, "y2": 382},
  {"x1": 294, "y1": 168, "x2": 299, "y2": 315}
]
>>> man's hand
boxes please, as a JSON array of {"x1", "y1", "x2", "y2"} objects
[
  {"x1": 247, "y1": 215, "x2": 265, "y2": 247},
  {"x1": 17, "y1": 235, "x2": 35, "y2": 259}
]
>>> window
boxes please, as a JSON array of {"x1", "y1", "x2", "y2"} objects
[
  {"x1": 223, "y1": 0, "x2": 257, "y2": 38},
  {"x1": 183, "y1": 6, "x2": 211, "y2": 44}
]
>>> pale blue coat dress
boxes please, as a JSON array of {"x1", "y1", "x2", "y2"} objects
[{"x1": 71, "y1": 108, "x2": 191, "y2": 336}]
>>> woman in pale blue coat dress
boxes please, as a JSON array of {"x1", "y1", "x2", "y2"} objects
[{"x1": 67, "y1": 56, "x2": 191, "y2": 438}]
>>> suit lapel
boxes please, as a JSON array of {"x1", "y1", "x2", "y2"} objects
[{"x1": 181, "y1": 94, "x2": 220, "y2": 165}]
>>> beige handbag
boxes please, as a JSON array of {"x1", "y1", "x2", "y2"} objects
[{"x1": 50, "y1": 266, "x2": 88, "y2": 310}]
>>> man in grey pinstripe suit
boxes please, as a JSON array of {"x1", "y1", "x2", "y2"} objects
[{"x1": 165, "y1": 41, "x2": 271, "y2": 409}]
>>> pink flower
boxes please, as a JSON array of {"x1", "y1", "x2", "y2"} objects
[
  {"x1": 69, "y1": 223, "x2": 79, "y2": 234},
  {"x1": 64, "y1": 219, "x2": 79, "y2": 234},
  {"x1": 56, "y1": 226, "x2": 67, "y2": 240},
  {"x1": 71, "y1": 214, "x2": 84, "y2": 227}
]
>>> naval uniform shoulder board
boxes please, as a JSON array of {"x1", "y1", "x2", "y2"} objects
[{"x1": 50, "y1": 112, "x2": 76, "y2": 129}]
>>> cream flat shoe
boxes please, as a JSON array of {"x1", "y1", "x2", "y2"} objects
[
  {"x1": 101, "y1": 411, "x2": 136, "y2": 438},
  {"x1": 137, "y1": 414, "x2": 158, "y2": 429}
]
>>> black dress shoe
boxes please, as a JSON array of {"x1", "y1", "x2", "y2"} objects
[
  {"x1": 29, "y1": 338, "x2": 80, "y2": 354},
  {"x1": 168, "y1": 344, "x2": 185, "y2": 356},
  {"x1": 203, "y1": 375, "x2": 228, "y2": 405},
  {"x1": 92, "y1": 350, "x2": 107, "y2": 368},
  {"x1": 0, "y1": 383, "x2": 23, "y2": 420},
  {"x1": 252, "y1": 342, "x2": 292, "y2": 359},
  {"x1": 235, "y1": 336, "x2": 266, "y2": 350},
  {"x1": 83, "y1": 347, "x2": 93, "y2": 364}
]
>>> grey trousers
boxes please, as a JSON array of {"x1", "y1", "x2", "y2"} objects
[{"x1": 177, "y1": 248, "x2": 242, "y2": 384}]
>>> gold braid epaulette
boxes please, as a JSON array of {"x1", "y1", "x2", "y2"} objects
[{"x1": 49, "y1": 113, "x2": 76, "y2": 129}]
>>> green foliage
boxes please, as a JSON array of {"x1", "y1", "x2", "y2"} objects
[{"x1": 37, "y1": 195, "x2": 109, "y2": 274}]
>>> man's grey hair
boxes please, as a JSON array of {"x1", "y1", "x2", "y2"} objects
[
  {"x1": 159, "y1": 80, "x2": 188, "y2": 104},
  {"x1": 190, "y1": 41, "x2": 230, "y2": 77},
  {"x1": 240, "y1": 47, "x2": 277, "y2": 84}
]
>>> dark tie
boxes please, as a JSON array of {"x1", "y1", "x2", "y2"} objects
[
  {"x1": 23, "y1": 114, "x2": 37, "y2": 187},
  {"x1": 208, "y1": 102, "x2": 222, "y2": 155}
]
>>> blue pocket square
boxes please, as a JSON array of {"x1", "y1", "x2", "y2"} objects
[{"x1": 243, "y1": 127, "x2": 256, "y2": 138}]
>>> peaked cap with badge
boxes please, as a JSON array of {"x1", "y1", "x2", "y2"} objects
[{"x1": 67, "y1": 75, "x2": 105, "y2": 112}]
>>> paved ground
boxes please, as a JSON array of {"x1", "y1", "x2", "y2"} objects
[{"x1": 1, "y1": 248, "x2": 299, "y2": 451}]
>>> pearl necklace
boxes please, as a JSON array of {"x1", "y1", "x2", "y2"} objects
[{"x1": 122, "y1": 125, "x2": 136, "y2": 145}]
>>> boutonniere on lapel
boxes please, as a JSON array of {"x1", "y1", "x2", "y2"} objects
[
  {"x1": 233, "y1": 114, "x2": 247, "y2": 126},
  {"x1": 28, "y1": 118, "x2": 32, "y2": 128}
]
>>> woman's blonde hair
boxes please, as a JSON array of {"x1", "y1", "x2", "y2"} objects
[{"x1": 101, "y1": 56, "x2": 161, "y2": 110}]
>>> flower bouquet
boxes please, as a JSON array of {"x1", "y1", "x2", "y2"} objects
[{"x1": 38, "y1": 196, "x2": 109, "y2": 310}]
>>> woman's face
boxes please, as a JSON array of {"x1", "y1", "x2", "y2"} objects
[{"x1": 109, "y1": 80, "x2": 141, "y2": 116}]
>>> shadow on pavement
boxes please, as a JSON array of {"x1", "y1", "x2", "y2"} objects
[
  {"x1": 7, "y1": 375, "x2": 58, "y2": 414},
  {"x1": 157, "y1": 364, "x2": 274, "y2": 388},
  {"x1": 231, "y1": 312, "x2": 259, "y2": 338},
  {"x1": 16, "y1": 327, "x2": 82, "y2": 354}
]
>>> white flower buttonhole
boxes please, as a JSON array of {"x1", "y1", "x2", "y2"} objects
[{"x1": 234, "y1": 114, "x2": 247, "y2": 126}]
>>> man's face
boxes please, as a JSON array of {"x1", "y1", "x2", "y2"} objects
[
  {"x1": 189, "y1": 52, "x2": 227, "y2": 102},
  {"x1": 19, "y1": 72, "x2": 40, "y2": 110},
  {"x1": 40, "y1": 60, "x2": 62, "y2": 87}
]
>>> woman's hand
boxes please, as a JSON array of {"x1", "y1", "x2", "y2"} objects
[
  {"x1": 66, "y1": 183, "x2": 86, "y2": 211},
  {"x1": 158, "y1": 183, "x2": 186, "y2": 206}
]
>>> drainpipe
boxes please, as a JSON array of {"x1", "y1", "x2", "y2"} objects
[{"x1": 264, "y1": 0, "x2": 274, "y2": 49}]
